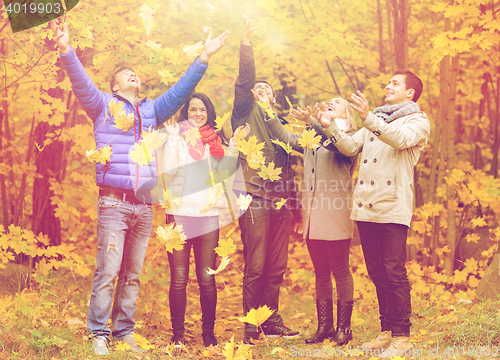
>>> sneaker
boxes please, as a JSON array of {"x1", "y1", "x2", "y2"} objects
[
  {"x1": 202, "y1": 331, "x2": 218, "y2": 348},
  {"x1": 171, "y1": 332, "x2": 185, "y2": 348},
  {"x1": 91, "y1": 336, "x2": 110, "y2": 356},
  {"x1": 242, "y1": 331, "x2": 259, "y2": 346},
  {"x1": 119, "y1": 332, "x2": 145, "y2": 353},
  {"x1": 262, "y1": 324, "x2": 300, "y2": 338}
]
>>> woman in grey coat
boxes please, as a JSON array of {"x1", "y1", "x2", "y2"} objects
[{"x1": 264, "y1": 97, "x2": 357, "y2": 345}]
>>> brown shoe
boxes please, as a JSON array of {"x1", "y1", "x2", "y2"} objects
[
  {"x1": 378, "y1": 336, "x2": 413, "y2": 358},
  {"x1": 360, "y1": 331, "x2": 392, "y2": 350}
]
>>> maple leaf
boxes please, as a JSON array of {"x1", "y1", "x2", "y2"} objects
[
  {"x1": 183, "y1": 41, "x2": 204, "y2": 59},
  {"x1": 108, "y1": 99, "x2": 125, "y2": 118},
  {"x1": 247, "y1": 151, "x2": 266, "y2": 169},
  {"x1": 156, "y1": 224, "x2": 187, "y2": 253},
  {"x1": 271, "y1": 139, "x2": 293, "y2": 154},
  {"x1": 115, "y1": 341, "x2": 132, "y2": 351},
  {"x1": 284, "y1": 95, "x2": 294, "y2": 110},
  {"x1": 86, "y1": 146, "x2": 112, "y2": 164},
  {"x1": 141, "y1": 127, "x2": 167, "y2": 151},
  {"x1": 275, "y1": 198, "x2": 286, "y2": 209},
  {"x1": 256, "y1": 100, "x2": 275, "y2": 118},
  {"x1": 183, "y1": 127, "x2": 200, "y2": 146},
  {"x1": 215, "y1": 237, "x2": 237, "y2": 257},
  {"x1": 471, "y1": 217, "x2": 487, "y2": 228},
  {"x1": 206, "y1": 256, "x2": 230, "y2": 275},
  {"x1": 465, "y1": 233, "x2": 480, "y2": 243},
  {"x1": 114, "y1": 112, "x2": 135, "y2": 133},
  {"x1": 223, "y1": 336, "x2": 252, "y2": 360},
  {"x1": 236, "y1": 194, "x2": 253, "y2": 211},
  {"x1": 199, "y1": 186, "x2": 224, "y2": 215},
  {"x1": 298, "y1": 129, "x2": 321, "y2": 149},
  {"x1": 239, "y1": 305, "x2": 274, "y2": 327},
  {"x1": 162, "y1": 189, "x2": 182, "y2": 210},
  {"x1": 258, "y1": 161, "x2": 282, "y2": 182},
  {"x1": 133, "y1": 333, "x2": 155, "y2": 350},
  {"x1": 215, "y1": 112, "x2": 231, "y2": 132},
  {"x1": 130, "y1": 142, "x2": 155, "y2": 166},
  {"x1": 236, "y1": 135, "x2": 265, "y2": 156},
  {"x1": 139, "y1": 4, "x2": 157, "y2": 36}
]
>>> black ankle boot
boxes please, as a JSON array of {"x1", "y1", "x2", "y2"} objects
[
  {"x1": 332, "y1": 300, "x2": 353, "y2": 345},
  {"x1": 305, "y1": 299, "x2": 335, "y2": 344}
]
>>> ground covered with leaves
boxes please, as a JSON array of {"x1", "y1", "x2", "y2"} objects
[{"x1": 1, "y1": 216, "x2": 500, "y2": 360}]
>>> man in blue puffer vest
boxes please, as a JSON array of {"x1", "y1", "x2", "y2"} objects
[{"x1": 50, "y1": 21, "x2": 229, "y2": 355}]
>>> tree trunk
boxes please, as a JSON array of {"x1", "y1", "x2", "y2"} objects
[
  {"x1": 0, "y1": 105, "x2": 8, "y2": 228},
  {"x1": 489, "y1": 73, "x2": 500, "y2": 178},
  {"x1": 474, "y1": 75, "x2": 488, "y2": 169},
  {"x1": 390, "y1": 0, "x2": 409, "y2": 70},
  {"x1": 377, "y1": 0, "x2": 385, "y2": 74}
]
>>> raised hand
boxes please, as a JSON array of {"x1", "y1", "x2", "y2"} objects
[
  {"x1": 165, "y1": 118, "x2": 180, "y2": 136},
  {"x1": 251, "y1": 88, "x2": 269, "y2": 103},
  {"x1": 290, "y1": 106, "x2": 314, "y2": 125},
  {"x1": 199, "y1": 30, "x2": 230, "y2": 63},
  {"x1": 350, "y1": 90, "x2": 370, "y2": 121},
  {"x1": 50, "y1": 21, "x2": 70, "y2": 54},
  {"x1": 241, "y1": 13, "x2": 259, "y2": 46},
  {"x1": 313, "y1": 102, "x2": 333, "y2": 128},
  {"x1": 234, "y1": 123, "x2": 251, "y2": 138}
]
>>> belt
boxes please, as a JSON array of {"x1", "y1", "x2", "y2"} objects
[{"x1": 99, "y1": 188, "x2": 150, "y2": 205}]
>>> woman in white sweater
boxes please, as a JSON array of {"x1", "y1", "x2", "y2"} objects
[{"x1": 162, "y1": 93, "x2": 249, "y2": 348}]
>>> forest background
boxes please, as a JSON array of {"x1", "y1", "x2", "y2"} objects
[{"x1": 1, "y1": 0, "x2": 500, "y2": 358}]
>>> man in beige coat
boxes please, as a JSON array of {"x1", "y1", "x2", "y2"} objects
[{"x1": 314, "y1": 71, "x2": 430, "y2": 358}]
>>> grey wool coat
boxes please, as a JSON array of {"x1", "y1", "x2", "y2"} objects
[{"x1": 265, "y1": 115, "x2": 357, "y2": 241}]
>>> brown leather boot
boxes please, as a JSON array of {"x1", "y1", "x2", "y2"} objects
[
  {"x1": 360, "y1": 331, "x2": 392, "y2": 350},
  {"x1": 378, "y1": 336, "x2": 413, "y2": 358}
]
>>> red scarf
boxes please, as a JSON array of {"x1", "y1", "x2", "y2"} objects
[{"x1": 178, "y1": 120, "x2": 225, "y2": 160}]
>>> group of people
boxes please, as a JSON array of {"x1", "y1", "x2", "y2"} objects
[{"x1": 51, "y1": 13, "x2": 430, "y2": 358}]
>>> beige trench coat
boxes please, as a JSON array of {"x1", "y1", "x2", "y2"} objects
[
  {"x1": 323, "y1": 110, "x2": 430, "y2": 227},
  {"x1": 266, "y1": 116, "x2": 356, "y2": 241}
]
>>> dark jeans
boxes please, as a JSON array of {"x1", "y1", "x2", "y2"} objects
[
  {"x1": 306, "y1": 239, "x2": 354, "y2": 302},
  {"x1": 239, "y1": 196, "x2": 292, "y2": 332},
  {"x1": 357, "y1": 221, "x2": 412, "y2": 337},
  {"x1": 166, "y1": 214, "x2": 219, "y2": 333}
]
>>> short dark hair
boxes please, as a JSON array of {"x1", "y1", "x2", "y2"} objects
[
  {"x1": 254, "y1": 80, "x2": 274, "y2": 95},
  {"x1": 395, "y1": 70, "x2": 423, "y2": 102},
  {"x1": 110, "y1": 67, "x2": 135, "y2": 93},
  {"x1": 178, "y1": 92, "x2": 228, "y2": 145}
]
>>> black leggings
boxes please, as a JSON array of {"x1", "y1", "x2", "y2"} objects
[
  {"x1": 306, "y1": 238, "x2": 354, "y2": 301},
  {"x1": 166, "y1": 214, "x2": 219, "y2": 333}
]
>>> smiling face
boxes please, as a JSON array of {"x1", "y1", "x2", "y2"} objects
[
  {"x1": 187, "y1": 98, "x2": 208, "y2": 127},
  {"x1": 254, "y1": 82, "x2": 275, "y2": 106},
  {"x1": 385, "y1": 74, "x2": 414, "y2": 105},
  {"x1": 113, "y1": 69, "x2": 141, "y2": 94},
  {"x1": 326, "y1": 97, "x2": 347, "y2": 119}
]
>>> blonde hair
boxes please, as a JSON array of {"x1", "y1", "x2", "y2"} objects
[{"x1": 331, "y1": 97, "x2": 357, "y2": 132}]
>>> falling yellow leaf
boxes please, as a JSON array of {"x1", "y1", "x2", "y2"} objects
[
  {"x1": 215, "y1": 112, "x2": 231, "y2": 132},
  {"x1": 298, "y1": 129, "x2": 321, "y2": 149},
  {"x1": 275, "y1": 198, "x2": 286, "y2": 209},
  {"x1": 215, "y1": 238, "x2": 237, "y2": 257},
  {"x1": 206, "y1": 256, "x2": 230, "y2": 275},
  {"x1": 200, "y1": 185, "x2": 224, "y2": 215},
  {"x1": 284, "y1": 95, "x2": 294, "y2": 110},
  {"x1": 142, "y1": 127, "x2": 168, "y2": 151},
  {"x1": 239, "y1": 305, "x2": 274, "y2": 327},
  {"x1": 247, "y1": 151, "x2": 266, "y2": 169},
  {"x1": 108, "y1": 99, "x2": 124, "y2": 118},
  {"x1": 256, "y1": 100, "x2": 275, "y2": 118},
  {"x1": 183, "y1": 41, "x2": 204, "y2": 59},
  {"x1": 236, "y1": 194, "x2": 253, "y2": 211},
  {"x1": 183, "y1": 126, "x2": 200, "y2": 146},
  {"x1": 271, "y1": 139, "x2": 293, "y2": 154},
  {"x1": 156, "y1": 224, "x2": 187, "y2": 253},
  {"x1": 258, "y1": 161, "x2": 282, "y2": 182},
  {"x1": 237, "y1": 135, "x2": 265, "y2": 156},
  {"x1": 86, "y1": 145, "x2": 112, "y2": 164},
  {"x1": 130, "y1": 142, "x2": 155, "y2": 166},
  {"x1": 162, "y1": 189, "x2": 182, "y2": 210}
]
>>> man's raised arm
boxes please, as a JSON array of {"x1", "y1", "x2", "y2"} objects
[
  {"x1": 51, "y1": 21, "x2": 105, "y2": 121},
  {"x1": 155, "y1": 30, "x2": 230, "y2": 125},
  {"x1": 231, "y1": 15, "x2": 259, "y2": 130}
]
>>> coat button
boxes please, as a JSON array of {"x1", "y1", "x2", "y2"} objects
[
  {"x1": 311, "y1": 186, "x2": 313, "y2": 191},
  {"x1": 358, "y1": 203, "x2": 362, "y2": 207},
  {"x1": 363, "y1": 159, "x2": 367, "y2": 164},
  {"x1": 387, "y1": 180, "x2": 391, "y2": 185},
  {"x1": 359, "y1": 180, "x2": 364, "y2": 184},
  {"x1": 312, "y1": 150, "x2": 315, "y2": 155},
  {"x1": 312, "y1": 168, "x2": 315, "y2": 173},
  {"x1": 373, "y1": 158, "x2": 377, "y2": 163},
  {"x1": 370, "y1": 137, "x2": 374, "y2": 142},
  {"x1": 369, "y1": 203, "x2": 373, "y2": 208},
  {"x1": 370, "y1": 180, "x2": 374, "y2": 185}
]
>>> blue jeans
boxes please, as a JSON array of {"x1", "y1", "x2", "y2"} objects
[
  {"x1": 239, "y1": 195, "x2": 292, "y2": 332},
  {"x1": 87, "y1": 195, "x2": 153, "y2": 340},
  {"x1": 166, "y1": 214, "x2": 219, "y2": 334},
  {"x1": 356, "y1": 221, "x2": 412, "y2": 337}
]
